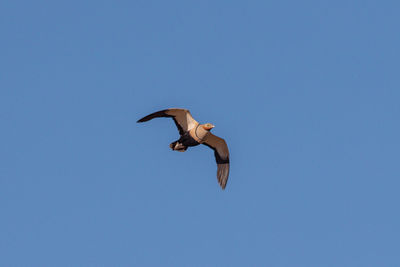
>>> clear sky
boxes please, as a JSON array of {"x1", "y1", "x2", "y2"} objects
[{"x1": 1, "y1": 0, "x2": 399, "y2": 266}]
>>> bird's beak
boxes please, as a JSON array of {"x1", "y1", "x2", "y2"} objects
[{"x1": 203, "y1": 124, "x2": 215, "y2": 130}]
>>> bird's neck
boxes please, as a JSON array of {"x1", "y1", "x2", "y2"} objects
[{"x1": 191, "y1": 125, "x2": 210, "y2": 143}]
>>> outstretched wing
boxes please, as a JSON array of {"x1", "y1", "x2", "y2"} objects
[
  {"x1": 137, "y1": 108, "x2": 198, "y2": 135},
  {"x1": 203, "y1": 133, "x2": 230, "y2": 189}
]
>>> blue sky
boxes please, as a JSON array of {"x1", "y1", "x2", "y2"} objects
[{"x1": 1, "y1": 0, "x2": 399, "y2": 266}]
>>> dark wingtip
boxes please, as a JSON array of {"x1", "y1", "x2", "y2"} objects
[
  {"x1": 220, "y1": 181, "x2": 227, "y2": 190},
  {"x1": 136, "y1": 110, "x2": 169, "y2": 124}
]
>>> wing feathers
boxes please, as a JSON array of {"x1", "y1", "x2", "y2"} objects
[
  {"x1": 137, "y1": 110, "x2": 171, "y2": 122},
  {"x1": 217, "y1": 163, "x2": 229, "y2": 189},
  {"x1": 137, "y1": 108, "x2": 198, "y2": 135},
  {"x1": 203, "y1": 133, "x2": 230, "y2": 189}
]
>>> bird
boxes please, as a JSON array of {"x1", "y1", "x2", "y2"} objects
[{"x1": 137, "y1": 108, "x2": 230, "y2": 189}]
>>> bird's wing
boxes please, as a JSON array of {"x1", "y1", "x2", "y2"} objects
[
  {"x1": 203, "y1": 133, "x2": 230, "y2": 189},
  {"x1": 137, "y1": 108, "x2": 198, "y2": 135}
]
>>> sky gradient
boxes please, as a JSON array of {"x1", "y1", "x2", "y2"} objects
[{"x1": 1, "y1": 0, "x2": 400, "y2": 266}]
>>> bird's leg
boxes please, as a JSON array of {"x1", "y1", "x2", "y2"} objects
[{"x1": 169, "y1": 141, "x2": 187, "y2": 152}]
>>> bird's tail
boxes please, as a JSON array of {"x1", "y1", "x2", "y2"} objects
[{"x1": 170, "y1": 141, "x2": 187, "y2": 152}]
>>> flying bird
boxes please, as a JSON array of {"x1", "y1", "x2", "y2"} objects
[{"x1": 137, "y1": 108, "x2": 230, "y2": 189}]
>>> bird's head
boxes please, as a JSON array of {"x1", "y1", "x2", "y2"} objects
[{"x1": 202, "y1": 123, "x2": 215, "y2": 131}]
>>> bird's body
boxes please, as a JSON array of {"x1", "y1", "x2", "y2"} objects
[
  {"x1": 170, "y1": 131, "x2": 200, "y2": 152},
  {"x1": 137, "y1": 108, "x2": 230, "y2": 189},
  {"x1": 170, "y1": 124, "x2": 213, "y2": 151}
]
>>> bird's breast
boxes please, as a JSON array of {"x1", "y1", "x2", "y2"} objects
[{"x1": 189, "y1": 126, "x2": 210, "y2": 144}]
